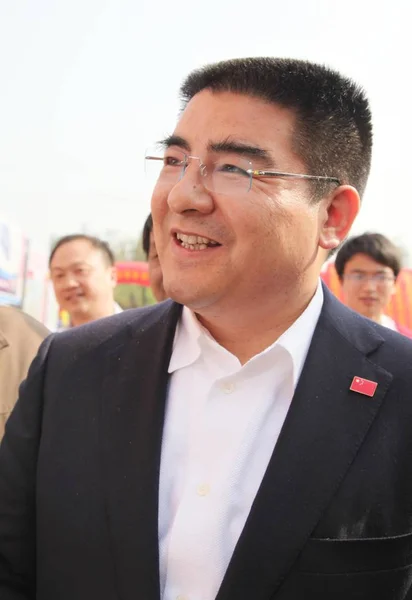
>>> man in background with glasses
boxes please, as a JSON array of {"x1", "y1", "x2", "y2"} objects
[
  {"x1": 1, "y1": 57, "x2": 412, "y2": 600},
  {"x1": 335, "y1": 232, "x2": 412, "y2": 336}
]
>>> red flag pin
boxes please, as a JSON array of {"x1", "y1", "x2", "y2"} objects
[{"x1": 350, "y1": 376, "x2": 378, "y2": 397}]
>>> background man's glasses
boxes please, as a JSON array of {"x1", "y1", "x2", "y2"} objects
[
  {"x1": 344, "y1": 273, "x2": 395, "y2": 285},
  {"x1": 145, "y1": 148, "x2": 340, "y2": 196}
]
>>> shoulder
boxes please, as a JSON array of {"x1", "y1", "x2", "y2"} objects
[
  {"x1": 51, "y1": 300, "x2": 180, "y2": 358},
  {"x1": 20, "y1": 300, "x2": 181, "y2": 398},
  {"x1": 321, "y1": 286, "x2": 412, "y2": 369},
  {"x1": 0, "y1": 306, "x2": 49, "y2": 346},
  {"x1": 396, "y1": 324, "x2": 412, "y2": 339}
]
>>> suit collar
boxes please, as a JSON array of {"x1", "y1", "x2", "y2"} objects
[
  {"x1": 216, "y1": 287, "x2": 393, "y2": 600},
  {"x1": 169, "y1": 282, "x2": 324, "y2": 389},
  {"x1": 320, "y1": 282, "x2": 386, "y2": 356},
  {"x1": 99, "y1": 300, "x2": 181, "y2": 600}
]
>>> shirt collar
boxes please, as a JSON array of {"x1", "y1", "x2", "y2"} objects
[
  {"x1": 379, "y1": 314, "x2": 397, "y2": 331},
  {"x1": 114, "y1": 302, "x2": 123, "y2": 314},
  {"x1": 275, "y1": 282, "x2": 323, "y2": 387},
  {"x1": 59, "y1": 302, "x2": 123, "y2": 330},
  {"x1": 168, "y1": 281, "x2": 324, "y2": 387},
  {"x1": 168, "y1": 306, "x2": 204, "y2": 373}
]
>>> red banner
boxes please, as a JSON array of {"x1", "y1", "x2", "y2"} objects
[{"x1": 116, "y1": 261, "x2": 150, "y2": 286}]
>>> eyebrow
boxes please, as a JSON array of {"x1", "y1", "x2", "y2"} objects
[
  {"x1": 159, "y1": 135, "x2": 276, "y2": 168},
  {"x1": 209, "y1": 139, "x2": 275, "y2": 168},
  {"x1": 158, "y1": 135, "x2": 191, "y2": 152},
  {"x1": 50, "y1": 261, "x2": 90, "y2": 272},
  {"x1": 349, "y1": 268, "x2": 388, "y2": 274}
]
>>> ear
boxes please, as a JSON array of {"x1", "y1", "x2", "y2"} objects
[
  {"x1": 318, "y1": 185, "x2": 360, "y2": 251},
  {"x1": 110, "y1": 265, "x2": 118, "y2": 288}
]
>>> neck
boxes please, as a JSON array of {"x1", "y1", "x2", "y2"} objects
[
  {"x1": 365, "y1": 312, "x2": 384, "y2": 325},
  {"x1": 195, "y1": 281, "x2": 319, "y2": 364},
  {"x1": 70, "y1": 301, "x2": 115, "y2": 327},
  {"x1": 372, "y1": 313, "x2": 384, "y2": 325}
]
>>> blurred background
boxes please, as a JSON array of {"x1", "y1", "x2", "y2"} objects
[{"x1": 1, "y1": 0, "x2": 410, "y2": 327}]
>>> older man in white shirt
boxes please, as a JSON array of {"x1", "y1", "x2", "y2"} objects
[{"x1": 2, "y1": 57, "x2": 412, "y2": 600}]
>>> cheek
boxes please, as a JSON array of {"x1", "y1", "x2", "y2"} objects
[
  {"x1": 151, "y1": 185, "x2": 168, "y2": 222},
  {"x1": 379, "y1": 288, "x2": 393, "y2": 305},
  {"x1": 151, "y1": 192, "x2": 169, "y2": 250},
  {"x1": 341, "y1": 282, "x2": 358, "y2": 305},
  {"x1": 81, "y1": 279, "x2": 97, "y2": 296},
  {"x1": 345, "y1": 289, "x2": 358, "y2": 305},
  {"x1": 55, "y1": 287, "x2": 67, "y2": 303}
]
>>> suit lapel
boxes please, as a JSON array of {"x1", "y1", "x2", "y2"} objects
[
  {"x1": 100, "y1": 301, "x2": 182, "y2": 600},
  {"x1": 216, "y1": 290, "x2": 393, "y2": 600}
]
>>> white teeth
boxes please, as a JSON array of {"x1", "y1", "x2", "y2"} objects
[
  {"x1": 176, "y1": 232, "x2": 218, "y2": 246},
  {"x1": 180, "y1": 242, "x2": 209, "y2": 251}
]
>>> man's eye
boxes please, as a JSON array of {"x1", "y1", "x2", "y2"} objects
[
  {"x1": 218, "y1": 163, "x2": 249, "y2": 177},
  {"x1": 164, "y1": 156, "x2": 184, "y2": 167}
]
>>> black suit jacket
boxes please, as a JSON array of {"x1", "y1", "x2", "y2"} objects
[{"x1": 1, "y1": 286, "x2": 412, "y2": 600}]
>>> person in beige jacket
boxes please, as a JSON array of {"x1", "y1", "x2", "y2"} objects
[{"x1": 0, "y1": 306, "x2": 49, "y2": 440}]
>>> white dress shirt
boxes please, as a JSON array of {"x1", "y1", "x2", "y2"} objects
[
  {"x1": 158, "y1": 284, "x2": 324, "y2": 600},
  {"x1": 380, "y1": 314, "x2": 397, "y2": 331}
]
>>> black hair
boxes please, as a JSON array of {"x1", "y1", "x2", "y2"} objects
[
  {"x1": 180, "y1": 57, "x2": 373, "y2": 199},
  {"x1": 142, "y1": 214, "x2": 153, "y2": 259},
  {"x1": 49, "y1": 234, "x2": 115, "y2": 267},
  {"x1": 335, "y1": 233, "x2": 402, "y2": 280}
]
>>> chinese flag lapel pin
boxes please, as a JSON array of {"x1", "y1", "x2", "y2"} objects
[{"x1": 350, "y1": 376, "x2": 378, "y2": 398}]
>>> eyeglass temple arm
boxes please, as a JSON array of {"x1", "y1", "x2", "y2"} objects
[{"x1": 250, "y1": 169, "x2": 341, "y2": 185}]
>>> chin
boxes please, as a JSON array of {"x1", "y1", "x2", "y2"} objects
[{"x1": 165, "y1": 284, "x2": 209, "y2": 311}]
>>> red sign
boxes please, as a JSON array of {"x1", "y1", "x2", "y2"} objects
[{"x1": 116, "y1": 261, "x2": 149, "y2": 287}]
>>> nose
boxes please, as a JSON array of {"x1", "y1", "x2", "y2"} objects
[
  {"x1": 166, "y1": 162, "x2": 215, "y2": 215},
  {"x1": 362, "y1": 277, "x2": 378, "y2": 291},
  {"x1": 61, "y1": 275, "x2": 79, "y2": 289}
]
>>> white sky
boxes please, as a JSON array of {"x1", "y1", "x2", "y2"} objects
[{"x1": 1, "y1": 0, "x2": 411, "y2": 258}]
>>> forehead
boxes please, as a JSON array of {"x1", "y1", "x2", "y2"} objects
[
  {"x1": 344, "y1": 253, "x2": 392, "y2": 273},
  {"x1": 175, "y1": 90, "x2": 298, "y2": 158},
  {"x1": 51, "y1": 240, "x2": 105, "y2": 268}
]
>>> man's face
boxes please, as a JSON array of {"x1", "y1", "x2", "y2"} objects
[
  {"x1": 50, "y1": 239, "x2": 116, "y2": 322},
  {"x1": 148, "y1": 231, "x2": 167, "y2": 302},
  {"x1": 151, "y1": 90, "x2": 344, "y2": 313},
  {"x1": 341, "y1": 253, "x2": 396, "y2": 320}
]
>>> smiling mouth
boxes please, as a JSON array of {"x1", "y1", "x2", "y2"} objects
[
  {"x1": 175, "y1": 232, "x2": 221, "y2": 251},
  {"x1": 65, "y1": 292, "x2": 85, "y2": 302}
]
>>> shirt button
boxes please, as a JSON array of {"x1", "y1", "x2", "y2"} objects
[
  {"x1": 196, "y1": 483, "x2": 210, "y2": 496},
  {"x1": 222, "y1": 382, "x2": 235, "y2": 394}
]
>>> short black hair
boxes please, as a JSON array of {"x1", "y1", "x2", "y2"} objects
[
  {"x1": 142, "y1": 214, "x2": 153, "y2": 258},
  {"x1": 335, "y1": 233, "x2": 402, "y2": 280},
  {"x1": 180, "y1": 57, "x2": 373, "y2": 199},
  {"x1": 49, "y1": 234, "x2": 115, "y2": 267}
]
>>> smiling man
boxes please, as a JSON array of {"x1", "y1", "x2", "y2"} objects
[
  {"x1": 1, "y1": 58, "x2": 412, "y2": 600},
  {"x1": 49, "y1": 234, "x2": 120, "y2": 327}
]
